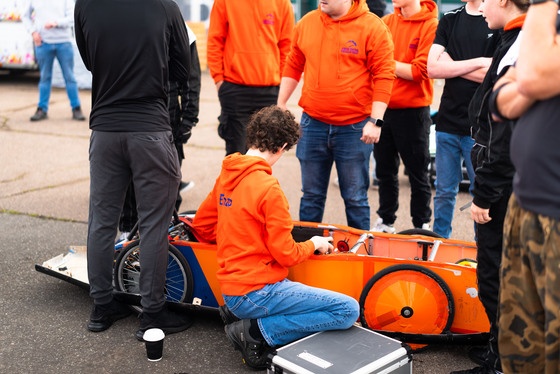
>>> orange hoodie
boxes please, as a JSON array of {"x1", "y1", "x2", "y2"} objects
[
  {"x1": 504, "y1": 14, "x2": 525, "y2": 31},
  {"x1": 192, "y1": 154, "x2": 315, "y2": 296},
  {"x1": 382, "y1": 0, "x2": 438, "y2": 109},
  {"x1": 207, "y1": 0, "x2": 294, "y2": 86},
  {"x1": 283, "y1": 0, "x2": 395, "y2": 125}
]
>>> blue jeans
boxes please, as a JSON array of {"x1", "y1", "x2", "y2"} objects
[
  {"x1": 433, "y1": 131, "x2": 475, "y2": 238},
  {"x1": 296, "y1": 113, "x2": 372, "y2": 230},
  {"x1": 35, "y1": 42, "x2": 81, "y2": 111},
  {"x1": 223, "y1": 279, "x2": 359, "y2": 347}
]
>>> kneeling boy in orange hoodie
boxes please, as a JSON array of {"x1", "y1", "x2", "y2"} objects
[{"x1": 193, "y1": 106, "x2": 360, "y2": 370}]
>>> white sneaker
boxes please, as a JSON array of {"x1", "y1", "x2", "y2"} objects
[
  {"x1": 116, "y1": 232, "x2": 130, "y2": 243},
  {"x1": 179, "y1": 181, "x2": 195, "y2": 194},
  {"x1": 370, "y1": 218, "x2": 396, "y2": 234},
  {"x1": 417, "y1": 223, "x2": 431, "y2": 230}
]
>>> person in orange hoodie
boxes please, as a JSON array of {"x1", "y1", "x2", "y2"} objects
[
  {"x1": 370, "y1": 0, "x2": 438, "y2": 234},
  {"x1": 207, "y1": 0, "x2": 294, "y2": 156},
  {"x1": 193, "y1": 106, "x2": 360, "y2": 370},
  {"x1": 278, "y1": 0, "x2": 395, "y2": 231}
]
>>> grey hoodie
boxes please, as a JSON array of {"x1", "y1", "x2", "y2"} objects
[{"x1": 22, "y1": 0, "x2": 74, "y2": 44}]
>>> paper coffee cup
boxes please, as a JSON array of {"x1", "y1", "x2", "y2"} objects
[{"x1": 144, "y1": 328, "x2": 165, "y2": 361}]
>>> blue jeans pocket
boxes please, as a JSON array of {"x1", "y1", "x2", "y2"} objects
[
  {"x1": 300, "y1": 113, "x2": 311, "y2": 128},
  {"x1": 350, "y1": 120, "x2": 367, "y2": 132}
]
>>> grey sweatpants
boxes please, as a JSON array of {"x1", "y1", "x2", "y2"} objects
[{"x1": 87, "y1": 130, "x2": 180, "y2": 313}]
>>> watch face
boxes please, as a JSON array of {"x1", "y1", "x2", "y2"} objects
[{"x1": 368, "y1": 117, "x2": 383, "y2": 127}]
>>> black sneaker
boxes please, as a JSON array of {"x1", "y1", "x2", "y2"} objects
[
  {"x1": 135, "y1": 306, "x2": 193, "y2": 341},
  {"x1": 468, "y1": 346, "x2": 488, "y2": 367},
  {"x1": 72, "y1": 106, "x2": 86, "y2": 121},
  {"x1": 30, "y1": 108, "x2": 47, "y2": 121},
  {"x1": 88, "y1": 299, "x2": 132, "y2": 332},
  {"x1": 225, "y1": 319, "x2": 274, "y2": 370},
  {"x1": 219, "y1": 304, "x2": 240, "y2": 325}
]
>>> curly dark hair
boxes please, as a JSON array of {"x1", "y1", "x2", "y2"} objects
[{"x1": 246, "y1": 106, "x2": 300, "y2": 152}]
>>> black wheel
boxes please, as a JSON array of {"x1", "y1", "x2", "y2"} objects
[
  {"x1": 113, "y1": 240, "x2": 194, "y2": 312},
  {"x1": 359, "y1": 264, "x2": 454, "y2": 352},
  {"x1": 397, "y1": 228, "x2": 444, "y2": 238}
]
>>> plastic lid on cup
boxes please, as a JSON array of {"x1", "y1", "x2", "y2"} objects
[{"x1": 143, "y1": 328, "x2": 165, "y2": 342}]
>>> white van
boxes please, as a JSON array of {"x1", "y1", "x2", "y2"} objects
[{"x1": 0, "y1": 0, "x2": 37, "y2": 71}]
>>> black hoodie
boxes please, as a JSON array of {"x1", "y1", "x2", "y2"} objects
[
  {"x1": 468, "y1": 18, "x2": 524, "y2": 209},
  {"x1": 75, "y1": 0, "x2": 190, "y2": 132}
]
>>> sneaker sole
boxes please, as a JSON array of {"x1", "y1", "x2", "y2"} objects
[
  {"x1": 88, "y1": 310, "x2": 131, "y2": 333},
  {"x1": 224, "y1": 325, "x2": 243, "y2": 352},
  {"x1": 135, "y1": 318, "x2": 194, "y2": 341},
  {"x1": 88, "y1": 321, "x2": 112, "y2": 332},
  {"x1": 224, "y1": 325, "x2": 263, "y2": 369},
  {"x1": 370, "y1": 228, "x2": 396, "y2": 234},
  {"x1": 225, "y1": 325, "x2": 273, "y2": 370}
]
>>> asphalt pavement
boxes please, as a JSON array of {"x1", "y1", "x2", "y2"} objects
[{"x1": 0, "y1": 70, "x2": 478, "y2": 373}]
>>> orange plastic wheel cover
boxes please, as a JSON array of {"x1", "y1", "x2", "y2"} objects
[{"x1": 362, "y1": 269, "x2": 452, "y2": 335}]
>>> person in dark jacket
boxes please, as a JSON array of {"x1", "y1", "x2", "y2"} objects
[
  {"x1": 75, "y1": 0, "x2": 193, "y2": 339},
  {"x1": 459, "y1": 0, "x2": 529, "y2": 372},
  {"x1": 118, "y1": 25, "x2": 201, "y2": 241}
]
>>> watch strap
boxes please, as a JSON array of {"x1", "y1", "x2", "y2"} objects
[{"x1": 368, "y1": 117, "x2": 383, "y2": 128}]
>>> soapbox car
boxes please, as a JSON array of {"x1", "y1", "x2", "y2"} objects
[{"x1": 36, "y1": 212, "x2": 490, "y2": 350}]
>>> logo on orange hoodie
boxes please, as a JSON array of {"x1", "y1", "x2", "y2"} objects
[
  {"x1": 264, "y1": 14, "x2": 274, "y2": 25},
  {"x1": 341, "y1": 40, "x2": 359, "y2": 55},
  {"x1": 409, "y1": 38, "x2": 419, "y2": 50},
  {"x1": 219, "y1": 194, "x2": 232, "y2": 207}
]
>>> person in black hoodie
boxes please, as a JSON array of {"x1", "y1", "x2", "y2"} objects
[
  {"x1": 75, "y1": 0, "x2": 193, "y2": 340},
  {"x1": 458, "y1": 0, "x2": 529, "y2": 372},
  {"x1": 118, "y1": 24, "x2": 201, "y2": 242},
  {"x1": 169, "y1": 24, "x2": 201, "y2": 210}
]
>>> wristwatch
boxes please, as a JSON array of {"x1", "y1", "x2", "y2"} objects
[
  {"x1": 368, "y1": 117, "x2": 384, "y2": 128},
  {"x1": 529, "y1": 0, "x2": 558, "y2": 5}
]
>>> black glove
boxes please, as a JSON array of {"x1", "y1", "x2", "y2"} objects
[{"x1": 175, "y1": 118, "x2": 193, "y2": 144}]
